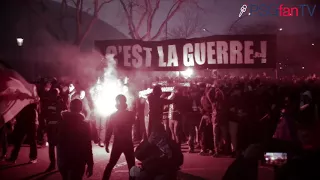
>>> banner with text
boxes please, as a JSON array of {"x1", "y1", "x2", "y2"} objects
[{"x1": 95, "y1": 35, "x2": 277, "y2": 71}]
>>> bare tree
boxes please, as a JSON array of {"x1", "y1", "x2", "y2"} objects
[
  {"x1": 27, "y1": 0, "x2": 113, "y2": 46},
  {"x1": 167, "y1": 7, "x2": 205, "y2": 39},
  {"x1": 118, "y1": 0, "x2": 202, "y2": 40}
]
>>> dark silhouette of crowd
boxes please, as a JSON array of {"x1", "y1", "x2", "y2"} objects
[{"x1": 1, "y1": 75, "x2": 320, "y2": 180}]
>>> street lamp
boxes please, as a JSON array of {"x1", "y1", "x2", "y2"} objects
[
  {"x1": 16, "y1": 38, "x2": 24, "y2": 46},
  {"x1": 16, "y1": 38, "x2": 23, "y2": 61}
]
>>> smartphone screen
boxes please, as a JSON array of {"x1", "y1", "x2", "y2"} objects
[{"x1": 264, "y1": 152, "x2": 287, "y2": 166}]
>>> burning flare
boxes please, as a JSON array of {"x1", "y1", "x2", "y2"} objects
[{"x1": 90, "y1": 56, "x2": 131, "y2": 117}]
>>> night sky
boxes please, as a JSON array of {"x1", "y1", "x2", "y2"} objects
[{"x1": 77, "y1": 0, "x2": 320, "y2": 38}]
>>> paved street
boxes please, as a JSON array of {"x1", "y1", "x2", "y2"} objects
[{"x1": 0, "y1": 144, "x2": 274, "y2": 180}]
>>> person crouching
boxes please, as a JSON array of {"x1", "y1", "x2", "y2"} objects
[{"x1": 57, "y1": 99, "x2": 93, "y2": 180}]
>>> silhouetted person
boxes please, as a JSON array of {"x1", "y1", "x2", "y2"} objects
[
  {"x1": 0, "y1": 120, "x2": 12, "y2": 160},
  {"x1": 130, "y1": 134, "x2": 184, "y2": 180},
  {"x1": 57, "y1": 99, "x2": 93, "y2": 180},
  {"x1": 38, "y1": 81, "x2": 52, "y2": 146},
  {"x1": 103, "y1": 94, "x2": 135, "y2": 180},
  {"x1": 7, "y1": 103, "x2": 39, "y2": 163},
  {"x1": 46, "y1": 88, "x2": 63, "y2": 171},
  {"x1": 147, "y1": 85, "x2": 171, "y2": 137}
]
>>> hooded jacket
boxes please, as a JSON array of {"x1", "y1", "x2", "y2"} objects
[{"x1": 57, "y1": 111, "x2": 93, "y2": 168}]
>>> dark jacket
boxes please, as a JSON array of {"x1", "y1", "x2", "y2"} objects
[
  {"x1": 15, "y1": 103, "x2": 38, "y2": 126},
  {"x1": 57, "y1": 111, "x2": 93, "y2": 168},
  {"x1": 105, "y1": 109, "x2": 135, "y2": 146},
  {"x1": 135, "y1": 139, "x2": 183, "y2": 175},
  {"x1": 46, "y1": 97, "x2": 63, "y2": 123}
]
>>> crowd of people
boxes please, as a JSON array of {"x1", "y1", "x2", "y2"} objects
[
  {"x1": 150, "y1": 75, "x2": 320, "y2": 157},
  {"x1": 1, "y1": 74, "x2": 320, "y2": 180},
  {"x1": 0, "y1": 77, "x2": 184, "y2": 180}
]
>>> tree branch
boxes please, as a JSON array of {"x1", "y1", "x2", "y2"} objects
[
  {"x1": 98, "y1": 0, "x2": 114, "y2": 12},
  {"x1": 119, "y1": 0, "x2": 140, "y2": 39},
  {"x1": 135, "y1": 0, "x2": 149, "y2": 31},
  {"x1": 75, "y1": 0, "x2": 81, "y2": 43},
  {"x1": 79, "y1": 0, "x2": 84, "y2": 23},
  {"x1": 75, "y1": 0, "x2": 112, "y2": 46},
  {"x1": 144, "y1": 0, "x2": 160, "y2": 40},
  {"x1": 168, "y1": 7, "x2": 205, "y2": 39},
  {"x1": 150, "y1": 0, "x2": 183, "y2": 41}
]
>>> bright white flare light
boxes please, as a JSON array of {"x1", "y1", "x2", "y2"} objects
[
  {"x1": 90, "y1": 56, "x2": 131, "y2": 117},
  {"x1": 91, "y1": 78, "x2": 129, "y2": 117},
  {"x1": 181, "y1": 68, "x2": 193, "y2": 78}
]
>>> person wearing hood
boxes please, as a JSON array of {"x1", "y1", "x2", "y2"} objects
[
  {"x1": 57, "y1": 99, "x2": 93, "y2": 180},
  {"x1": 130, "y1": 132, "x2": 183, "y2": 180},
  {"x1": 103, "y1": 94, "x2": 135, "y2": 180}
]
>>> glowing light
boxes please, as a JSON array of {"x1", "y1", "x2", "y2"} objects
[
  {"x1": 248, "y1": 13, "x2": 251, "y2": 16},
  {"x1": 180, "y1": 82, "x2": 190, "y2": 87},
  {"x1": 302, "y1": 66, "x2": 305, "y2": 69},
  {"x1": 279, "y1": 28, "x2": 283, "y2": 31},
  {"x1": 91, "y1": 78, "x2": 130, "y2": 117},
  {"x1": 90, "y1": 57, "x2": 132, "y2": 117},
  {"x1": 16, "y1": 38, "x2": 24, "y2": 46},
  {"x1": 139, "y1": 87, "x2": 174, "y2": 98},
  {"x1": 312, "y1": 43, "x2": 315, "y2": 46},
  {"x1": 69, "y1": 84, "x2": 75, "y2": 92},
  {"x1": 124, "y1": 77, "x2": 129, "y2": 84},
  {"x1": 162, "y1": 87, "x2": 174, "y2": 92},
  {"x1": 181, "y1": 68, "x2": 193, "y2": 78},
  {"x1": 80, "y1": 90, "x2": 85, "y2": 100},
  {"x1": 280, "y1": 67, "x2": 283, "y2": 70},
  {"x1": 139, "y1": 88, "x2": 153, "y2": 98}
]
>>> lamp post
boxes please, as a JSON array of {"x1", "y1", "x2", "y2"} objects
[
  {"x1": 16, "y1": 38, "x2": 24, "y2": 46},
  {"x1": 165, "y1": 1, "x2": 180, "y2": 40},
  {"x1": 16, "y1": 38, "x2": 23, "y2": 63}
]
